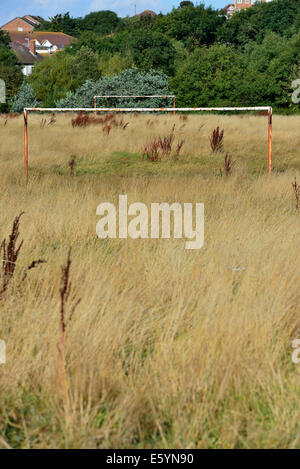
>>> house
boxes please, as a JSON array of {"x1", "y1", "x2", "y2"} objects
[
  {"x1": 8, "y1": 31, "x2": 75, "y2": 53},
  {"x1": 10, "y1": 39, "x2": 43, "y2": 76},
  {"x1": 1, "y1": 15, "x2": 42, "y2": 32},
  {"x1": 221, "y1": 0, "x2": 273, "y2": 15},
  {"x1": 222, "y1": 4, "x2": 235, "y2": 17},
  {"x1": 235, "y1": 0, "x2": 254, "y2": 11},
  {"x1": 8, "y1": 32, "x2": 76, "y2": 76},
  {"x1": 136, "y1": 10, "x2": 157, "y2": 18},
  {"x1": 234, "y1": 0, "x2": 272, "y2": 12}
]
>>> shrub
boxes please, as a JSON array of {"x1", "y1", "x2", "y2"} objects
[
  {"x1": 142, "y1": 130, "x2": 185, "y2": 161},
  {"x1": 210, "y1": 127, "x2": 224, "y2": 153},
  {"x1": 56, "y1": 69, "x2": 171, "y2": 108},
  {"x1": 11, "y1": 83, "x2": 40, "y2": 113}
]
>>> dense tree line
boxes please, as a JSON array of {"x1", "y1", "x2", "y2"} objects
[
  {"x1": 0, "y1": 30, "x2": 22, "y2": 109},
  {"x1": 8, "y1": 0, "x2": 300, "y2": 111},
  {"x1": 36, "y1": 11, "x2": 121, "y2": 37}
]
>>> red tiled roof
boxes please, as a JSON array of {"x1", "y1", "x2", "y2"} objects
[
  {"x1": 7, "y1": 31, "x2": 76, "y2": 48},
  {"x1": 20, "y1": 18, "x2": 37, "y2": 27},
  {"x1": 136, "y1": 10, "x2": 157, "y2": 17},
  {"x1": 10, "y1": 41, "x2": 44, "y2": 65},
  {"x1": 1, "y1": 15, "x2": 42, "y2": 29},
  {"x1": 23, "y1": 15, "x2": 43, "y2": 25}
]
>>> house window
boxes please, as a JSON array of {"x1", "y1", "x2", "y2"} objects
[
  {"x1": 237, "y1": 0, "x2": 242, "y2": 3},
  {"x1": 18, "y1": 27, "x2": 23, "y2": 31},
  {"x1": 245, "y1": 0, "x2": 249, "y2": 3}
]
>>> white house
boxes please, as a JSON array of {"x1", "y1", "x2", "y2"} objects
[{"x1": 8, "y1": 31, "x2": 76, "y2": 75}]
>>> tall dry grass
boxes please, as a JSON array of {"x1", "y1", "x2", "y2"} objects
[{"x1": 0, "y1": 113, "x2": 300, "y2": 448}]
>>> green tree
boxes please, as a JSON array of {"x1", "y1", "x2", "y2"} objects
[
  {"x1": 172, "y1": 44, "x2": 247, "y2": 106},
  {"x1": 29, "y1": 47, "x2": 101, "y2": 106},
  {"x1": 80, "y1": 11, "x2": 120, "y2": 35},
  {"x1": 154, "y1": 4, "x2": 225, "y2": 49},
  {"x1": 128, "y1": 30, "x2": 176, "y2": 75},
  {"x1": 218, "y1": 0, "x2": 300, "y2": 47},
  {"x1": 69, "y1": 31, "x2": 116, "y2": 55},
  {"x1": 266, "y1": 32, "x2": 300, "y2": 109},
  {"x1": 238, "y1": 31, "x2": 300, "y2": 110},
  {"x1": 71, "y1": 29, "x2": 176, "y2": 76},
  {"x1": 119, "y1": 14, "x2": 157, "y2": 34},
  {"x1": 0, "y1": 45, "x2": 19, "y2": 67},
  {"x1": 172, "y1": 32, "x2": 300, "y2": 111},
  {"x1": 0, "y1": 65, "x2": 23, "y2": 104},
  {"x1": 37, "y1": 12, "x2": 80, "y2": 36},
  {"x1": 0, "y1": 30, "x2": 23, "y2": 105},
  {"x1": 29, "y1": 53, "x2": 79, "y2": 106},
  {"x1": 179, "y1": 1, "x2": 194, "y2": 7},
  {"x1": 73, "y1": 46, "x2": 101, "y2": 82},
  {"x1": 98, "y1": 52, "x2": 134, "y2": 76},
  {"x1": 0, "y1": 30, "x2": 10, "y2": 47}
]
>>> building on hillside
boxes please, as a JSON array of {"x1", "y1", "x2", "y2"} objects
[
  {"x1": 23, "y1": 15, "x2": 43, "y2": 26},
  {"x1": 1, "y1": 15, "x2": 42, "y2": 32},
  {"x1": 8, "y1": 31, "x2": 76, "y2": 75},
  {"x1": 222, "y1": 4, "x2": 235, "y2": 17},
  {"x1": 234, "y1": 0, "x2": 272, "y2": 12},
  {"x1": 8, "y1": 31, "x2": 75, "y2": 54},
  {"x1": 10, "y1": 40, "x2": 43, "y2": 76},
  {"x1": 136, "y1": 10, "x2": 157, "y2": 17},
  {"x1": 235, "y1": 0, "x2": 254, "y2": 11}
]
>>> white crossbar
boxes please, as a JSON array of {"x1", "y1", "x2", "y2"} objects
[{"x1": 25, "y1": 107, "x2": 272, "y2": 112}]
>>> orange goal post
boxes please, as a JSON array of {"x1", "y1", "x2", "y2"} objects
[{"x1": 23, "y1": 106, "x2": 273, "y2": 179}]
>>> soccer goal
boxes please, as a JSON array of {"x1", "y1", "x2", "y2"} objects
[{"x1": 23, "y1": 106, "x2": 273, "y2": 179}]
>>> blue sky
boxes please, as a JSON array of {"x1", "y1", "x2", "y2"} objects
[{"x1": 0, "y1": 0, "x2": 226, "y2": 28}]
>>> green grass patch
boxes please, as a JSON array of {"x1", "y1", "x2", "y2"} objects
[{"x1": 30, "y1": 150, "x2": 287, "y2": 179}]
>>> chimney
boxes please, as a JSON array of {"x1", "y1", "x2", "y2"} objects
[{"x1": 29, "y1": 39, "x2": 36, "y2": 55}]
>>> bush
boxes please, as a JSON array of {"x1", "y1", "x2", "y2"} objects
[
  {"x1": 56, "y1": 69, "x2": 172, "y2": 108},
  {"x1": 11, "y1": 83, "x2": 40, "y2": 113}
]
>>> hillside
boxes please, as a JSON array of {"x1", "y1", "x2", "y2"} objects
[{"x1": 2, "y1": 0, "x2": 300, "y2": 112}]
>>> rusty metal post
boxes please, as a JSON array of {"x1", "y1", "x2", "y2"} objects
[
  {"x1": 173, "y1": 96, "x2": 175, "y2": 115},
  {"x1": 24, "y1": 109, "x2": 28, "y2": 180},
  {"x1": 94, "y1": 97, "x2": 96, "y2": 117},
  {"x1": 268, "y1": 108, "x2": 272, "y2": 175}
]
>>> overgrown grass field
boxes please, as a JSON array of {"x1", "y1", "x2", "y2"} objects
[{"x1": 0, "y1": 112, "x2": 300, "y2": 449}]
